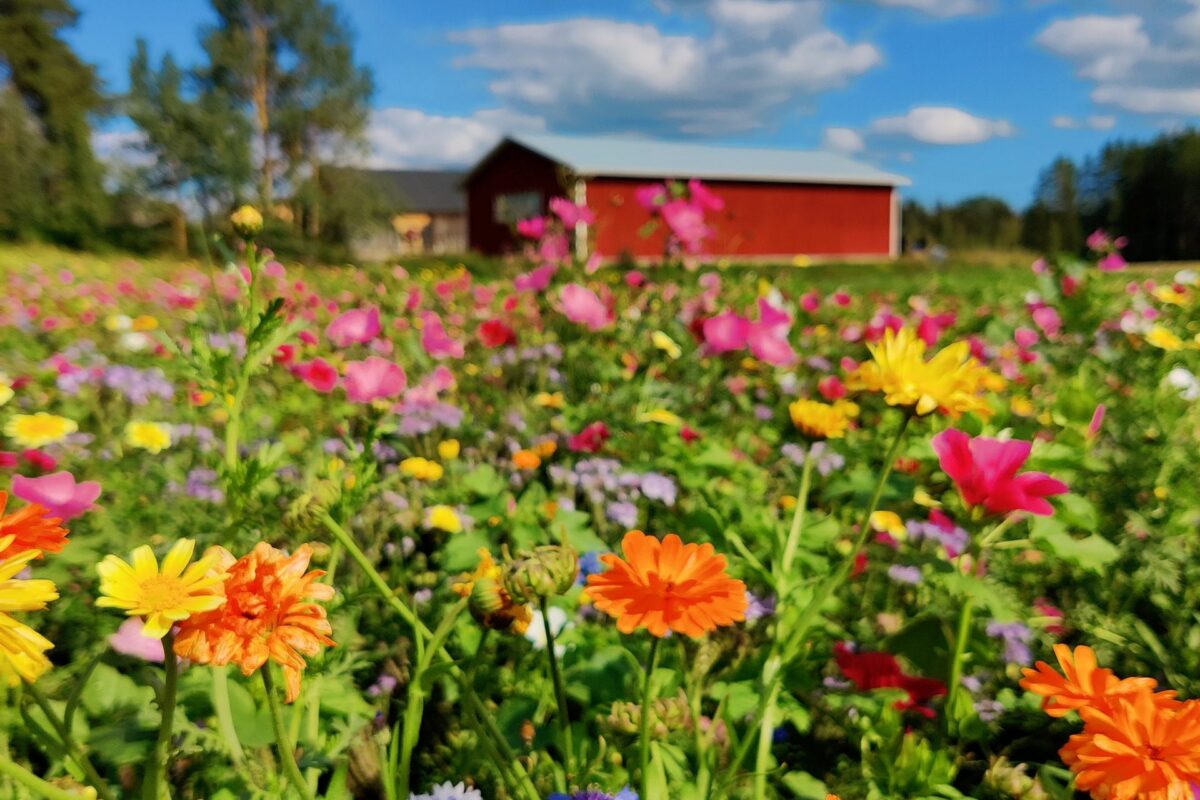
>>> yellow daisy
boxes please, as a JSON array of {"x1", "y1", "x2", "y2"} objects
[
  {"x1": 96, "y1": 539, "x2": 226, "y2": 638},
  {"x1": 789, "y1": 398, "x2": 860, "y2": 439},
  {"x1": 4, "y1": 413, "x2": 78, "y2": 448},
  {"x1": 1146, "y1": 325, "x2": 1184, "y2": 352},
  {"x1": 848, "y1": 327, "x2": 1003, "y2": 419},
  {"x1": 0, "y1": 539, "x2": 59, "y2": 685},
  {"x1": 425, "y1": 505, "x2": 463, "y2": 534},
  {"x1": 533, "y1": 391, "x2": 566, "y2": 409},
  {"x1": 437, "y1": 439, "x2": 461, "y2": 460},
  {"x1": 400, "y1": 457, "x2": 444, "y2": 481},
  {"x1": 124, "y1": 421, "x2": 172, "y2": 453}
]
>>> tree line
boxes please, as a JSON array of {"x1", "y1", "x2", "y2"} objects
[{"x1": 1, "y1": 0, "x2": 386, "y2": 257}]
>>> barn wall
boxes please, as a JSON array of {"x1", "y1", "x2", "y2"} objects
[
  {"x1": 586, "y1": 178, "x2": 896, "y2": 260},
  {"x1": 466, "y1": 143, "x2": 566, "y2": 255}
]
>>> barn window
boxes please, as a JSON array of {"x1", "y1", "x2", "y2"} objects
[{"x1": 494, "y1": 192, "x2": 541, "y2": 224}]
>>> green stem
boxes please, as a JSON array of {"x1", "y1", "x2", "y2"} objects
[
  {"x1": 395, "y1": 681, "x2": 424, "y2": 799},
  {"x1": 26, "y1": 684, "x2": 115, "y2": 800},
  {"x1": 540, "y1": 599, "x2": 574, "y2": 787},
  {"x1": 640, "y1": 636, "x2": 662, "y2": 800},
  {"x1": 778, "y1": 452, "x2": 817, "y2": 584},
  {"x1": 262, "y1": 666, "x2": 314, "y2": 800},
  {"x1": 211, "y1": 667, "x2": 246, "y2": 765},
  {"x1": 144, "y1": 630, "x2": 178, "y2": 800},
  {"x1": 0, "y1": 754, "x2": 91, "y2": 800},
  {"x1": 977, "y1": 513, "x2": 1020, "y2": 549},
  {"x1": 945, "y1": 597, "x2": 976, "y2": 736}
]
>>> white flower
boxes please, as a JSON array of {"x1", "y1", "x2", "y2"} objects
[
  {"x1": 119, "y1": 332, "x2": 153, "y2": 352},
  {"x1": 409, "y1": 782, "x2": 483, "y2": 800},
  {"x1": 524, "y1": 605, "x2": 570, "y2": 656},
  {"x1": 1166, "y1": 367, "x2": 1200, "y2": 401},
  {"x1": 1175, "y1": 269, "x2": 1199, "y2": 286}
]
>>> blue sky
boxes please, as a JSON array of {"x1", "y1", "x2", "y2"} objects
[{"x1": 70, "y1": 0, "x2": 1196, "y2": 207}]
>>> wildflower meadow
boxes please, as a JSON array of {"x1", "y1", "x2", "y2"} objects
[{"x1": 0, "y1": 193, "x2": 1198, "y2": 800}]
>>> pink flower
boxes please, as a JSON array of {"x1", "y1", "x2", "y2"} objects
[
  {"x1": 326, "y1": 307, "x2": 381, "y2": 347},
  {"x1": 560, "y1": 284, "x2": 612, "y2": 331},
  {"x1": 540, "y1": 233, "x2": 570, "y2": 264},
  {"x1": 747, "y1": 323, "x2": 798, "y2": 366},
  {"x1": 702, "y1": 312, "x2": 751, "y2": 354},
  {"x1": 1014, "y1": 327, "x2": 1039, "y2": 348},
  {"x1": 12, "y1": 471, "x2": 101, "y2": 520},
  {"x1": 515, "y1": 264, "x2": 557, "y2": 293},
  {"x1": 1088, "y1": 404, "x2": 1106, "y2": 437},
  {"x1": 801, "y1": 291, "x2": 821, "y2": 313},
  {"x1": 548, "y1": 197, "x2": 596, "y2": 228},
  {"x1": 1098, "y1": 252, "x2": 1127, "y2": 272},
  {"x1": 1032, "y1": 306, "x2": 1062, "y2": 338},
  {"x1": 932, "y1": 429, "x2": 1068, "y2": 516},
  {"x1": 636, "y1": 183, "x2": 668, "y2": 210},
  {"x1": 421, "y1": 312, "x2": 465, "y2": 359},
  {"x1": 916, "y1": 312, "x2": 956, "y2": 347},
  {"x1": 343, "y1": 357, "x2": 407, "y2": 403},
  {"x1": 295, "y1": 358, "x2": 339, "y2": 393},
  {"x1": 687, "y1": 179, "x2": 725, "y2": 212},
  {"x1": 109, "y1": 618, "x2": 165, "y2": 662},
  {"x1": 1086, "y1": 229, "x2": 1111, "y2": 252},
  {"x1": 661, "y1": 199, "x2": 711, "y2": 253},
  {"x1": 516, "y1": 216, "x2": 548, "y2": 239}
]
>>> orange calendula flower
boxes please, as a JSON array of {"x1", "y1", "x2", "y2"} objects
[
  {"x1": 174, "y1": 543, "x2": 335, "y2": 703},
  {"x1": 513, "y1": 449, "x2": 541, "y2": 470},
  {"x1": 0, "y1": 492, "x2": 68, "y2": 560},
  {"x1": 1062, "y1": 690, "x2": 1200, "y2": 800},
  {"x1": 1019, "y1": 644, "x2": 1163, "y2": 718},
  {"x1": 587, "y1": 531, "x2": 747, "y2": 638}
]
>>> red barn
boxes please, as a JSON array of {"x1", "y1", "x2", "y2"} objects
[{"x1": 464, "y1": 133, "x2": 909, "y2": 261}]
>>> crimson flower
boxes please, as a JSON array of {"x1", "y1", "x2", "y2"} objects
[
  {"x1": 479, "y1": 319, "x2": 517, "y2": 348},
  {"x1": 932, "y1": 428, "x2": 1068, "y2": 516},
  {"x1": 569, "y1": 421, "x2": 610, "y2": 453},
  {"x1": 834, "y1": 642, "x2": 946, "y2": 718}
]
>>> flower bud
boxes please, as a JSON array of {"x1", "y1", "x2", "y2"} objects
[
  {"x1": 230, "y1": 205, "x2": 264, "y2": 239},
  {"x1": 502, "y1": 544, "x2": 578, "y2": 601},
  {"x1": 283, "y1": 479, "x2": 340, "y2": 532}
]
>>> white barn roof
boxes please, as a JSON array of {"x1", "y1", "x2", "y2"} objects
[{"x1": 503, "y1": 133, "x2": 910, "y2": 187}]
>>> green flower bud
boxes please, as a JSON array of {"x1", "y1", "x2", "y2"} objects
[
  {"x1": 230, "y1": 205, "x2": 264, "y2": 239},
  {"x1": 502, "y1": 544, "x2": 578, "y2": 602}
]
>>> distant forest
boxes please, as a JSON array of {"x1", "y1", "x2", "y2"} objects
[{"x1": 903, "y1": 129, "x2": 1200, "y2": 261}]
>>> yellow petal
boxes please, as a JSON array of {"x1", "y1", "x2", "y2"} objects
[
  {"x1": 130, "y1": 546, "x2": 159, "y2": 580},
  {"x1": 139, "y1": 614, "x2": 172, "y2": 639},
  {"x1": 160, "y1": 539, "x2": 195, "y2": 579}
]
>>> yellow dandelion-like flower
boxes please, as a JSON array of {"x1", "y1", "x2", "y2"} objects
[
  {"x1": 0, "y1": 374, "x2": 12, "y2": 407},
  {"x1": 437, "y1": 439, "x2": 461, "y2": 460},
  {"x1": 0, "y1": 538, "x2": 59, "y2": 685},
  {"x1": 789, "y1": 398, "x2": 860, "y2": 440},
  {"x1": 847, "y1": 327, "x2": 1003, "y2": 419},
  {"x1": 651, "y1": 330, "x2": 682, "y2": 360},
  {"x1": 533, "y1": 391, "x2": 566, "y2": 409},
  {"x1": 4, "y1": 413, "x2": 78, "y2": 448},
  {"x1": 1146, "y1": 325, "x2": 1184, "y2": 352},
  {"x1": 870, "y1": 511, "x2": 907, "y2": 540},
  {"x1": 400, "y1": 457, "x2": 444, "y2": 481},
  {"x1": 125, "y1": 421, "x2": 172, "y2": 453},
  {"x1": 425, "y1": 505, "x2": 463, "y2": 534},
  {"x1": 96, "y1": 539, "x2": 226, "y2": 638}
]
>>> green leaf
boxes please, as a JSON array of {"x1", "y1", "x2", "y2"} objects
[
  {"x1": 940, "y1": 572, "x2": 1019, "y2": 622},
  {"x1": 885, "y1": 615, "x2": 952, "y2": 681},
  {"x1": 462, "y1": 464, "x2": 505, "y2": 498},
  {"x1": 1029, "y1": 516, "x2": 1118, "y2": 573},
  {"x1": 440, "y1": 530, "x2": 493, "y2": 573},
  {"x1": 782, "y1": 771, "x2": 829, "y2": 799},
  {"x1": 225, "y1": 679, "x2": 274, "y2": 748},
  {"x1": 1055, "y1": 494, "x2": 1098, "y2": 532}
]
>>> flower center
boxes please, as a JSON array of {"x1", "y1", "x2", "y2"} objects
[{"x1": 138, "y1": 575, "x2": 190, "y2": 612}]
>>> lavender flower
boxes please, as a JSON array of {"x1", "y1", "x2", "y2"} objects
[
  {"x1": 607, "y1": 501, "x2": 638, "y2": 528},
  {"x1": 744, "y1": 591, "x2": 776, "y2": 621},
  {"x1": 368, "y1": 673, "x2": 398, "y2": 697},
  {"x1": 782, "y1": 441, "x2": 844, "y2": 476},
  {"x1": 887, "y1": 564, "x2": 923, "y2": 585},
  {"x1": 986, "y1": 621, "x2": 1033, "y2": 665},
  {"x1": 640, "y1": 473, "x2": 677, "y2": 506}
]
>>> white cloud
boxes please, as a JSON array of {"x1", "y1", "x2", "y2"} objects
[
  {"x1": 869, "y1": 106, "x2": 1015, "y2": 144},
  {"x1": 363, "y1": 107, "x2": 545, "y2": 168},
  {"x1": 451, "y1": 1, "x2": 881, "y2": 136},
  {"x1": 868, "y1": 0, "x2": 991, "y2": 17},
  {"x1": 1037, "y1": 6, "x2": 1200, "y2": 118},
  {"x1": 1051, "y1": 114, "x2": 1117, "y2": 130},
  {"x1": 822, "y1": 126, "x2": 866, "y2": 153}
]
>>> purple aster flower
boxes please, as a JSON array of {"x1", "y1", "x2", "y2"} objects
[
  {"x1": 368, "y1": 673, "x2": 398, "y2": 697},
  {"x1": 887, "y1": 564, "x2": 923, "y2": 585},
  {"x1": 607, "y1": 501, "x2": 638, "y2": 528},
  {"x1": 744, "y1": 591, "x2": 776, "y2": 621},
  {"x1": 640, "y1": 473, "x2": 677, "y2": 506},
  {"x1": 986, "y1": 621, "x2": 1033, "y2": 665},
  {"x1": 754, "y1": 404, "x2": 774, "y2": 421},
  {"x1": 975, "y1": 698, "x2": 1005, "y2": 722}
]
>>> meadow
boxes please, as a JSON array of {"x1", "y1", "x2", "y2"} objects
[{"x1": 0, "y1": 196, "x2": 1198, "y2": 800}]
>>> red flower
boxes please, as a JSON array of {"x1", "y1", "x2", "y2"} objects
[
  {"x1": 479, "y1": 319, "x2": 517, "y2": 348},
  {"x1": 680, "y1": 425, "x2": 701, "y2": 444},
  {"x1": 568, "y1": 421, "x2": 610, "y2": 453},
  {"x1": 933, "y1": 428, "x2": 1068, "y2": 516},
  {"x1": 834, "y1": 642, "x2": 946, "y2": 718}
]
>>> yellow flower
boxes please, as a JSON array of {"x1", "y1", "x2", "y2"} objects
[
  {"x1": 870, "y1": 511, "x2": 907, "y2": 540},
  {"x1": 779, "y1": 495, "x2": 797, "y2": 511},
  {"x1": 513, "y1": 449, "x2": 541, "y2": 470},
  {"x1": 131, "y1": 315, "x2": 159, "y2": 332},
  {"x1": 125, "y1": 421, "x2": 172, "y2": 453},
  {"x1": 5, "y1": 413, "x2": 78, "y2": 448},
  {"x1": 425, "y1": 505, "x2": 463, "y2": 534},
  {"x1": 913, "y1": 488, "x2": 941, "y2": 508},
  {"x1": 1152, "y1": 286, "x2": 1189, "y2": 307},
  {"x1": 0, "y1": 373, "x2": 12, "y2": 407},
  {"x1": 651, "y1": 330, "x2": 682, "y2": 360},
  {"x1": 533, "y1": 391, "x2": 566, "y2": 409},
  {"x1": 400, "y1": 457, "x2": 443, "y2": 481},
  {"x1": 230, "y1": 205, "x2": 264, "y2": 238},
  {"x1": 533, "y1": 439, "x2": 557, "y2": 459},
  {"x1": 0, "y1": 540, "x2": 59, "y2": 685},
  {"x1": 848, "y1": 327, "x2": 1003, "y2": 419},
  {"x1": 96, "y1": 539, "x2": 226, "y2": 638},
  {"x1": 791, "y1": 254, "x2": 813, "y2": 268},
  {"x1": 639, "y1": 408, "x2": 683, "y2": 427},
  {"x1": 1011, "y1": 397, "x2": 1036, "y2": 417},
  {"x1": 438, "y1": 439, "x2": 461, "y2": 460},
  {"x1": 1146, "y1": 325, "x2": 1184, "y2": 351},
  {"x1": 789, "y1": 398, "x2": 859, "y2": 440}
]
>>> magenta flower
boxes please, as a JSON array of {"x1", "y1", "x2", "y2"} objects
[
  {"x1": 549, "y1": 197, "x2": 596, "y2": 228},
  {"x1": 560, "y1": 284, "x2": 612, "y2": 331},
  {"x1": 747, "y1": 324, "x2": 798, "y2": 366},
  {"x1": 326, "y1": 306, "x2": 381, "y2": 347},
  {"x1": 636, "y1": 183, "x2": 668, "y2": 210},
  {"x1": 1088, "y1": 404, "x2": 1106, "y2": 437},
  {"x1": 516, "y1": 216, "x2": 548, "y2": 239},
  {"x1": 109, "y1": 618, "x2": 165, "y2": 662},
  {"x1": 661, "y1": 199, "x2": 711, "y2": 253},
  {"x1": 344, "y1": 357, "x2": 407, "y2": 403},
  {"x1": 932, "y1": 429, "x2": 1068, "y2": 516},
  {"x1": 1031, "y1": 306, "x2": 1062, "y2": 338},
  {"x1": 1098, "y1": 252, "x2": 1127, "y2": 272},
  {"x1": 295, "y1": 358, "x2": 339, "y2": 393},
  {"x1": 515, "y1": 264, "x2": 557, "y2": 293},
  {"x1": 12, "y1": 471, "x2": 101, "y2": 520},
  {"x1": 688, "y1": 178, "x2": 725, "y2": 212},
  {"x1": 421, "y1": 312, "x2": 465, "y2": 359},
  {"x1": 703, "y1": 311, "x2": 751, "y2": 354}
]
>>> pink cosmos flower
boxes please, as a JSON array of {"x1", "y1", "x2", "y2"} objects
[
  {"x1": 295, "y1": 358, "x2": 339, "y2": 393},
  {"x1": 326, "y1": 307, "x2": 381, "y2": 347},
  {"x1": 636, "y1": 183, "x2": 668, "y2": 210},
  {"x1": 1098, "y1": 252, "x2": 1127, "y2": 272},
  {"x1": 1086, "y1": 229, "x2": 1111, "y2": 252},
  {"x1": 661, "y1": 199, "x2": 711, "y2": 253},
  {"x1": 421, "y1": 312, "x2": 465, "y2": 359},
  {"x1": 540, "y1": 233, "x2": 570, "y2": 264},
  {"x1": 932, "y1": 429, "x2": 1068, "y2": 516},
  {"x1": 516, "y1": 216, "x2": 548, "y2": 239},
  {"x1": 801, "y1": 291, "x2": 821, "y2": 313},
  {"x1": 1014, "y1": 327, "x2": 1039, "y2": 348},
  {"x1": 748, "y1": 324, "x2": 798, "y2": 366},
  {"x1": 916, "y1": 312, "x2": 956, "y2": 347},
  {"x1": 343, "y1": 357, "x2": 407, "y2": 403},
  {"x1": 560, "y1": 284, "x2": 612, "y2": 331},
  {"x1": 515, "y1": 264, "x2": 557, "y2": 293},
  {"x1": 109, "y1": 618, "x2": 165, "y2": 662},
  {"x1": 12, "y1": 471, "x2": 101, "y2": 520},
  {"x1": 548, "y1": 197, "x2": 596, "y2": 228},
  {"x1": 687, "y1": 179, "x2": 725, "y2": 212},
  {"x1": 1031, "y1": 306, "x2": 1062, "y2": 338},
  {"x1": 702, "y1": 312, "x2": 751, "y2": 354}
]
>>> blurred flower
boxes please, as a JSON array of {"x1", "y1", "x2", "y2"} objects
[
  {"x1": 513, "y1": 449, "x2": 541, "y2": 470},
  {"x1": 421, "y1": 311, "x2": 465, "y2": 359},
  {"x1": 12, "y1": 471, "x2": 100, "y2": 520},
  {"x1": 639, "y1": 408, "x2": 682, "y2": 427},
  {"x1": 479, "y1": 319, "x2": 517, "y2": 348},
  {"x1": 702, "y1": 312, "x2": 751, "y2": 354},
  {"x1": 295, "y1": 358, "x2": 340, "y2": 393},
  {"x1": 781, "y1": 441, "x2": 844, "y2": 476},
  {"x1": 124, "y1": 420, "x2": 172, "y2": 453},
  {"x1": 0, "y1": 373, "x2": 12, "y2": 406},
  {"x1": 887, "y1": 564, "x2": 923, "y2": 585},
  {"x1": 1147, "y1": 325, "x2": 1184, "y2": 351},
  {"x1": 400, "y1": 457, "x2": 444, "y2": 481},
  {"x1": 987, "y1": 620, "x2": 1033, "y2": 665},
  {"x1": 108, "y1": 618, "x2": 165, "y2": 663},
  {"x1": 344, "y1": 357, "x2": 407, "y2": 403},
  {"x1": 569, "y1": 421, "x2": 609, "y2": 453},
  {"x1": 834, "y1": 641, "x2": 946, "y2": 718},
  {"x1": 96, "y1": 539, "x2": 226, "y2": 638},
  {"x1": 587, "y1": 531, "x2": 747, "y2": 637},
  {"x1": 5, "y1": 413, "x2": 78, "y2": 449},
  {"x1": 560, "y1": 283, "x2": 612, "y2": 331},
  {"x1": 933, "y1": 429, "x2": 1068, "y2": 516},
  {"x1": 175, "y1": 542, "x2": 335, "y2": 703},
  {"x1": 425, "y1": 505, "x2": 463, "y2": 534},
  {"x1": 534, "y1": 391, "x2": 565, "y2": 409},
  {"x1": 606, "y1": 501, "x2": 638, "y2": 528},
  {"x1": 1166, "y1": 367, "x2": 1200, "y2": 401},
  {"x1": 525, "y1": 605, "x2": 571, "y2": 653},
  {"x1": 230, "y1": 205, "x2": 263, "y2": 238},
  {"x1": 549, "y1": 790, "x2": 638, "y2": 800},
  {"x1": 0, "y1": 544, "x2": 58, "y2": 685},
  {"x1": 744, "y1": 591, "x2": 776, "y2": 621},
  {"x1": 326, "y1": 306, "x2": 381, "y2": 347},
  {"x1": 437, "y1": 439, "x2": 460, "y2": 460},
  {"x1": 789, "y1": 398, "x2": 859, "y2": 440},
  {"x1": 409, "y1": 782, "x2": 483, "y2": 800},
  {"x1": 640, "y1": 473, "x2": 677, "y2": 506},
  {"x1": 652, "y1": 330, "x2": 682, "y2": 359},
  {"x1": 0, "y1": 492, "x2": 68, "y2": 560},
  {"x1": 870, "y1": 511, "x2": 907, "y2": 539}
]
